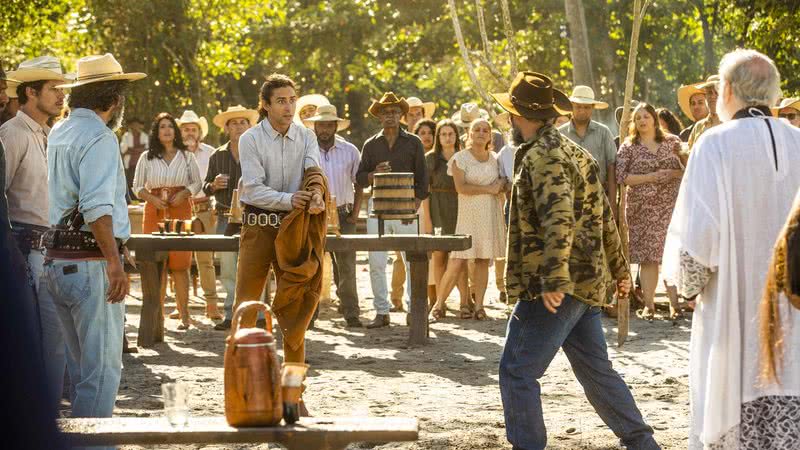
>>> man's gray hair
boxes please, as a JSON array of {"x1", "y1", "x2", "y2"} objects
[{"x1": 719, "y1": 49, "x2": 782, "y2": 107}]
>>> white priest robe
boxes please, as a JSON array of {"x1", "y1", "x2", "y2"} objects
[{"x1": 663, "y1": 115, "x2": 800, "y2": 449}]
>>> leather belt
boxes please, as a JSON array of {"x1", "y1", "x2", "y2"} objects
[
  {"x1": 243, "y1": 205, "x2": 286, "y2": 229},
  {"x1": 336, "y1": 203, "x2": 353, "y2": 214},
  {"x1": 45, "y1": 248, "x2": 106, "y2": 259},
  {"x1": 10, "y1": 222, "x2": 48, "y2": 254},
  {"x1": 191, "y1": 197, "x2": 211, "y2": 213}
]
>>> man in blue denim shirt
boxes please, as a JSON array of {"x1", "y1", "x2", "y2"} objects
[{"x1": 44, "y1": 54, "x2": 145, "y2": 424}]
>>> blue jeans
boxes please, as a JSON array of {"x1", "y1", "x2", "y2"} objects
[
  {"x1": 499, "y1": 295, "x2": 659, "y2": 450},
  {"x1": 43, "y1": 259, "x2": 124, "y2": 419},
  {"x1": 28, "y1": 250, "x2": 68, "y2": 410}
]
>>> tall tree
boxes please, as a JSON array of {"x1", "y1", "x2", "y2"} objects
[{"x1": 564, "y1": 0, "x2": 595, "y2": 89}]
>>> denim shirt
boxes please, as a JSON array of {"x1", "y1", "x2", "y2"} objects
[{"x1": 47, "y1": 108, "x2": 131, "y2": 241}]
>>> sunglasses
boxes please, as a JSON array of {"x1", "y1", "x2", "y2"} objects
[{"x1": 780, "y1": 113, "x2": 798, "y2": 121}]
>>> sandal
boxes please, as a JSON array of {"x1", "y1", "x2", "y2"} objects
[
  {"x1": 459, "y1": 306, "x2": 473, "y2": 319},
  {"x1": 430, "y1": 307, "x2": 446, "y2": 322},
  {"x1": 473, "y1": 308, "x2": 487, "y2": 321},
  {"x1": 636, "y1": 308, "x2": 655, "y2": 321},
  {"x1": 668, "y1": 307, "x2": 684, "y2": 321}
]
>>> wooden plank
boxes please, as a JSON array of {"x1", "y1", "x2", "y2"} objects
[
  {"x1": 406, "y1": 251, "x2": 429, "y2": 346},
  {"x1": 126, "y1": 234, "x2": 472, "y2": 253},
  {"x1": 58, "y1": 416, "x2": 418, "y2": 449}
]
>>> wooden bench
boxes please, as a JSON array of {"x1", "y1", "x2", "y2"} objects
[
  {"x1": 59, "y1": 416, "x2": 418, "y2": 450},
  {"x1": 127, "y1": 234, "x2": 471, "y2": 348}
]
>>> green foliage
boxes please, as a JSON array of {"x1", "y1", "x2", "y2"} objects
[{"x1": 2, "y1": 0, "x2": 798, "y2": 143}]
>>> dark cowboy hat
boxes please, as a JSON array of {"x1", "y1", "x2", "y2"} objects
[
  {"x1": 491, "y1": 72, "x2": 572, "y2": 120},
  {"x1": 369, "y1": 92, "x2": 410, "y2": 118}
]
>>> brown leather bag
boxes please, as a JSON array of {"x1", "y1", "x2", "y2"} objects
[{"x1": 224, "y1": 301, "x2": 283, "y2": 427}]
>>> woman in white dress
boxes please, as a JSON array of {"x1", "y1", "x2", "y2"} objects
[{"x1": 430, "y1": 118, "x2": 507, "y2": 320}]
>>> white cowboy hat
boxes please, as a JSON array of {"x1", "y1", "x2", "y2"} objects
[
  {"x1": 401, "y1": 97, "x2": 436, "y2": 124},
  {"x1": 567, "y1": 85, "x2": 609, "y2": 109},
  {"x1": 451, "y1": 103, "x2": 490, "y2": 128},
  {"x1": 213, "y1": 105, "x2": 260, "y2": 129},
  {"x1": 304, "y1": 104, "x2": 350, "y2": 131},
  {"x1": 7, "y1": 56, "x2": 72, "y2": 84},
  {"x1": 56, "y1": 53, "x2": 146, "y2": 89},
  {"x1": 176, "y1": 110, "x2": 209, "y2": 139},
  {"x1": 771, "y1": 97, "x2": 800, "y2": 117},
  {"x1": 293, "y1": 94, "x2": 331, "y2": 126}
]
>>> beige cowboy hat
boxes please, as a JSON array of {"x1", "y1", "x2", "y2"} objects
[
  {"x1": 294, "y1": 94, "x2": 331, "y2": 126},
  {"x1": 304, "y1": 104, "x2": 351, "y2": 131},
  {"x1": 176, "y1": 110, "x2": 209, "y2": 139},
  {"x1": 568, "y1": 85, "x2": 609, "y2": 109},
  {"x1": 369, "y1": 92, "x2": 409, "y2": 117},
  {"x1": 492, "y1": 71, "x2": 572, "y2": 120},
  {"x1": 5, "y1": 79, "x2": 19, "y2": 99},
  {"x1": 213, "y1": 105, "x2": 260, "y2": 129},
  {"x1": 451, "y1": 103, "x2": 490, "y2": 128},
  {"x1": 677, "y1": 84, "x2": 705, "y2": 120},
  {"x1": 56, "y1": 53, "x2": 145, "y2": 89},
  {"x1": 7, "y1": 56, "x2": 72, "y2": 84},
  {"x1": 401, "y1": 96, "x2": 436, "y2": 124},
  {"x1": 771, "y1": 98, "x2": 800, "y2": 117}
]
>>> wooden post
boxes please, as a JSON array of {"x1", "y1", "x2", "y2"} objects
[
  {"x1": 136, "y1": 249, "x2": 166, "y2": 348},
  {"x1": 406, "y1": 251, "x2": 429, "y2": 346}
]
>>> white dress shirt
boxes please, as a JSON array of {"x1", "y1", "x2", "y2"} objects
[
  {"x1": 238, "y1": 119, "x2": 320, "y2": 211},
  {"x1": 319, "y1": 138, "x2": 360, "y2": 206},
  {"x1": 131, "y1": 149, "x2": 203, "y2": 198}
]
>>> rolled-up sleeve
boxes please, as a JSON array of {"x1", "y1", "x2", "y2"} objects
[
  {"x1": 239, "y1": 132, "x2": 293, "y2": 211},
  {"x1": 78, "y1": 133, "x2": 120, "y2": 223}
]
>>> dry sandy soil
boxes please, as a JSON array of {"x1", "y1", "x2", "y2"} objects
[{"x1": 108, "y1": 256, "x2": 691, "y2": 449}]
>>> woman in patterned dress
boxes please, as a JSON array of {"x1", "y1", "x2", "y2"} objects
[
  {"x1": 616, "y1": 103, "x2": 683, "y2": 320},
  {"x1": 429, "y1": 118, "x2": 507, "y2": 321}
]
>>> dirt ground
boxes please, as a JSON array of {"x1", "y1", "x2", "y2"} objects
[{"x1": 110, "y1": 256, "x2": 691, "y2": 449}]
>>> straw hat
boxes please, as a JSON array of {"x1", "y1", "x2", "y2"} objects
[
  {"x1": 771, "y1": 98, "x2": 800, "y2": 117},
  {"x1": 492, "y1": 72, "x2": 572, "y2": 120},
  {"x1": 176, "y1": 110, "x2": 208, "y2": 139},
  {"x1": 451, "y1": 103, "x2": 490, "y2": 128},
  {"x1": 5, "y1": 79, "x2": 19, "y2": 99},
  {"x1": 402, "y1": 97, "x2": 436, "y2": 122},
  {"x1": 304, "y1": 104, "x2": 350, "y2": 131},
  {"x1": 368, "y1": 92, "x2": 409, "y2": 117},
  {"x1": 7, "y1": 56, "x2": 72, "y2": 84},
  {"x1": 677, "y1": 84, "x2": 705, "y2": 120},
  {"x1": 567, "y1": 85, "x2": 609, "y2": 109},
  {"x1": 213, "y1": 105, "x2": 260, "y2": 129},
  {"x1": 294, "y1": 94, "x2": 330, "y2": 126},
  {"x1": 56, "y1": 54, "x2": 145, "y2": 88}
]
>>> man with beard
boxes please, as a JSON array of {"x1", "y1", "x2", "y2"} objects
[
  {"x1": 494, "y1": 72, "x2": 659, "y2": 450},
  {"x1": 0, "y1": 56, "x2": 69, "y2": 409},
  {"x1": 306, "y1": 104, "x2": 364, "y2": 328},
  {"x1": 42, "y1": 54, "x2": 145, "y2": 425},
  {"x1": 177, "y1": 110, "x2": 221, "y2": 320}
]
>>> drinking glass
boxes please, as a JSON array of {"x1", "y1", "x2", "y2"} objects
[{"x1": 162, "y1": 382, "x2": 189, "y2": 428}]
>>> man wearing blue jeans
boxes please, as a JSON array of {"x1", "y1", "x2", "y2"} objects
[
  {"x1": 44, "y1": 55, "x2": 145, "y2": 431},
  {"x1": 493, "y1": 72, "x2": 659, "y2": 450}
]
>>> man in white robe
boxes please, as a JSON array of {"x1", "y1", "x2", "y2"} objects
[{"x1": 663, "y1": 49, "x2": 800, "y2": 449}]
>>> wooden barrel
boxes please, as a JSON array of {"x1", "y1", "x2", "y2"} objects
[{"x1": 372, "y1": 172, "x2": 417, "y2": 220}]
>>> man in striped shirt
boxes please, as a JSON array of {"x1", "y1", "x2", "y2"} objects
[{"x1": 306, "y1": 105, "x2": 364, "y2": 328}]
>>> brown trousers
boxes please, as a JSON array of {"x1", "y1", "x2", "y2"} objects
[{"x1": 234, "y1": 222, "x2": 304, "y2": 364}]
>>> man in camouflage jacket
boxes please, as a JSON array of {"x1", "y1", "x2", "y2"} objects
[{"x1": 493, "y1": 72, "x2": 660, "y2": 450}]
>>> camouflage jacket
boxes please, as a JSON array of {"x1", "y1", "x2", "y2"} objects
[{"x1": 505, "y1": 124, "x2": 628, "y2": 307}]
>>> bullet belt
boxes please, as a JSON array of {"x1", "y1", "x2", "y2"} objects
[{"x1": 243, "y1": 205, "x2": 286, "y2": 229}]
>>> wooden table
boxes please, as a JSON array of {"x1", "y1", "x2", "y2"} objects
[
  {"x1": 59, "y1": 416, "x2": 418, "y2": 450},
  {"x1": 127, "y1": 234, "x2": 471, "y2": 348}
]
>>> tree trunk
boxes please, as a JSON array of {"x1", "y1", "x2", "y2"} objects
[
  {"x1": 564, "y1": 0, "x2": 595, "y2": 89},
  {"x1": 698, "y1": 2, "x2": 716, "y2": 76}
]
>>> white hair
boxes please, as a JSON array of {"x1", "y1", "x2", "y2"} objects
[{"x1": 719, "y1": 49, "x2": 782, "y2": 107}]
